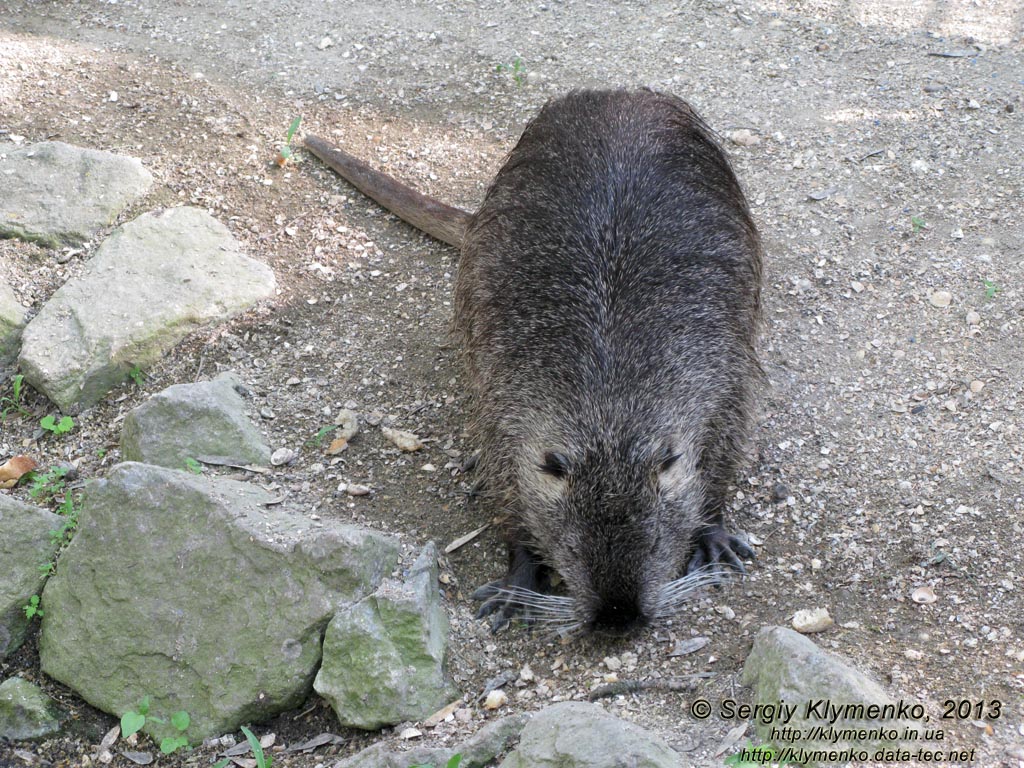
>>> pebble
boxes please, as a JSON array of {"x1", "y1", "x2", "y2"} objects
[
  {"x1": 343, "y1": 483, "x2": 371, "y2": 497},
  {"x1": 382, "y1": 426, "x2": 424, "y2": 452},
  {"x1": 286, "y1": 377, "x2": 301, "y2": 386},
  {"x1": 333, "y1": 408, "x2": 359, "y2": 440},
  {"x1": 420, "y1": 463, "x2": 437, "y2": 472},
  {"x1": 519, "y1": 664, "x2": 535, "y2": 683},
  {"x1": 603, "y1": 655, "x2": 622, "y2": 671},
  {"x1": 668, "y1": 637, "x2": 709, "y2": 657},
  {"x1": 365, "y1": 410, "x2": 383, "y2": 426},
  {"x1": 727, "y1": 128, "x2": 760, "y2": 146},
  {"x1": 270, "y1": 447, "x2": 295, "y2": 466},
  {"x1": 399, "y1": 727, "x2": 422, "y2": 740},
  {"x1": 851, "y1": 280, "x2": 864, "y2": 293},
  {"x1": 259, "y1": 407, "x2": 275, "y2": 420},
  {"x1": 970, "y1": 380, "x2": 984, "y2": 393},
  {"x1": 318, "y1": 36, "x2": 334, "y2": 50},
  {"x1": 928, "y1": 290, "x2": 952, "y2": 308},
  {"x1": 966, "y1": 310, "x2": 981, "y2": 325},
  {"x1": 792, "y1": 607, "x2": 834, "y2": 633},
  {"x1": 483, "y1": 689, "x2": 507, "y2": 710},
  {"x1": 911, "y1": 586, "x2": 938, "y2": 604},
  {"x1": 904, "y1": 649, "x2": 924, "y2": 661}
]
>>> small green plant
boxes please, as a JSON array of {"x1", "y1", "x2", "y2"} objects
[
  {"x1": 184, "y1": 457, "x2": 203, "y2": 475},
  {"x1": 23, "y1": 594, "x2": 43, "y2": 620},
  {"x1": 910, "y1": 215, "x2": 926, "y2": 232},
  {"x1": 241, "y1": 725, "x2": 272, "y2": 768},
  {"x1": 276, "y1": 115, "x2": 303, "y2": 166},
  {"x1": 40, "y1": 414, "x2": 74, "y2": 436},
  {"x1": 128, "y1": 364, "x2": 145, "y2": 388},
  {"x1": 0, "y1": 374, "x2": 29, "y2": 419},
  {"x1": 410, "y1": 755, "x2": 463, "y2": 768},
  {"x1": 983, "y1": 278, "x2": 1000, "y2": 299},
  {"x1": 306, "y1": 424, "x2": 337, "y2": 447},
  {"x1": 496, "y1": 57, "x2": 526, "y2": 85},
  {"x1": 724, "y1": 741, "x2": 795, "y2": 767},
  {"x1": 28, "y1": 466, "x2": 69, "y2": 503},
  {"x1": 120, "y1": 698, "x2": 192, "y2": 754}
]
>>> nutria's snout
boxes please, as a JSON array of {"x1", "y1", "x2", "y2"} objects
[{"x1": 591, "y1": 600, "x2": 649, "y2": 635}]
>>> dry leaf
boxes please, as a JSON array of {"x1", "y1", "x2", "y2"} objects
[
  {"x1": 444, "y1": 523, "x2": 489, "y2": 554},
  {"x1": 0, "y1": 455, "x2": 37, "y2": 487},
  {"x1": 326, "y1": 437, "x2": 349, "y2": 455},
  {"x1": 423, "y1": 698, "x2": 463, "y2": 728}
]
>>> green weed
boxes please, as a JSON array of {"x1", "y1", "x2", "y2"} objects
[
  {"x1": 120, "y1": 697, "x2": 192, "y2": 754},
  {"x1": 276, "y1": 115, "x2": 303, "y2": 166},
  {"x1": 0, "y1": 374, "x2": 29, "y2": 419},
  {"x1": 410, "y1": 754, "x2": 463, "y2": 768},
  {"x1": 28, "y1": 466, "x2": 69, "y2": 504},
  {"x1": 496, "y1": 58, "x2": 526, "y2": 85},
  {"x1": 911, "y1": 215, "x2": 926, "y2": 232},
  {"x1": 184, "y1": 457, "x2": 203, "y2": 475},
  {"x1": 983, "y1": 279, "x2": 1000, "y2": 300},
  {"x1": 23, "y1": 595, "x2": 43, "y2": 620},
  {"x1": 306, "y1": 424, "x2": 337, "y2": 447},
  {"x1": 40, "y1": 414, "x2": 74, "y2": 436},
  {"x1": 128, "y1": 364, "x2": 145, "y2": 388},
  {"x1": 241, "y1": 725, "x2": 272, "y2": 768}
]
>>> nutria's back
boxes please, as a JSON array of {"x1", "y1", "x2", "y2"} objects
[{"x1": 456, "y1": 90, "x2": 762, "y2": 632}]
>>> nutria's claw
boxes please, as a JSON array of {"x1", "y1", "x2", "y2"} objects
[
  {"x1": 686, "y1": 526, "x2": 755, "y2": 578},
  {"x1": 472, "y1": 581, "x2": 524, "y2": 633}
]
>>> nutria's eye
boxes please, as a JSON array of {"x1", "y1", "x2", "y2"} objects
[
  {"x1": 539, "y1": 451, "x2": 571, "y2": 479},
  {"x1": 659, "y1": 453, "x2": 681, "y2": 473}
]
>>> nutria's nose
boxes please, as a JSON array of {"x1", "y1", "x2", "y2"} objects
[{"x1": 593, "y1": 602, "x2": 647, "y2": 634}]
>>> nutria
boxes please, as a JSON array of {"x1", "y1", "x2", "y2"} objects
[{"x1": 305, "y1": 89, "x2": 762, "y2": 634}]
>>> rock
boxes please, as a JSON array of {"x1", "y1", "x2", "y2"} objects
[
  {"x1": 0, "y1": 141, "x2": 153, "y2": 247},
  {"x1": 39, "y1": 462, "x2": 399, "y2": 744},
  {"x1": 742, "y1": 626, "x2": 914, "y2": 754},
  {"x1": 333, "y1": 409, "x2": 359, "y2": 441},
  {"x1": 0, "y1": 677, "x2": 62, "y2": 740},
  {"x1": 331, "y1": 714, "x2": 528, "y2": 768},
  {"x1": 381, "y1": 426, "x2": 423, "y2": 452},
  {"x1": 120, "y1": 372, "x2": 271, "y2": 469},
  {"x1": 18, "y1": 207, "x2": 276, "y2": 413},
  {"x1": 499, "y1": 701, "x2": 680, "y2": 768},
  {"x1": 928, "y1": 290, "x2": 952, "y2": 308},
  {"x1": 484, "y1": 689, "x2": 508, "y2": 710},
  {"x1": 0, "y1": 281, "x2": 27, "y2": 366},
  {"x1": 0, "y1": 496, "x2": 63, "y2": 660},
  {"x1": 791, "y1": 607, "x2": 834, "y2": 633},
  {"x1": 315, "y1": 542, "x2": 456, "y2": 729}
]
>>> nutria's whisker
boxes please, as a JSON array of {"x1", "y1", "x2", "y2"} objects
[{"x1": 654, "y1": 568, "x2": 730, "y2": 619}]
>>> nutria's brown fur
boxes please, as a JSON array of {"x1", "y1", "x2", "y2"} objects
[{"x1": 305, "y1": 89, "x2": 762, "y2": 633}]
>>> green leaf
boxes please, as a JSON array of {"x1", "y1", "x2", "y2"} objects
[
  {"x1": 160, "y1": 734, "x2": 188, "y2": 754},
  {"x1": 285, "y1": 115, "x2": 302, "y2": 144},
  {"x1": 138, "y1": 696, "x2": 150, "y2": 716},
  {"x1": 447, "y1": 755, "x2": 463, "y2": 768},
  {"x1": 184, "y1": 457, "x2": 203, "y2": 475},
  {"x1": 56, "y1": 416, "x2": 74, "y2": 433},
  {"x1": 171, "y1": 710, "x2": 190, "y2": 732},
  {"x1": 40, "y1": 415, "x2": 56, "y2": 431},
  {"x1": 121, "y1": 710, "x2": 145, "y2": 738},
  {"x1": 241, "y1": 725, "x2": 269, "y2": 768}
]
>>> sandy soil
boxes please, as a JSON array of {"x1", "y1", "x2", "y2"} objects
[{"x1": 1, "y1": 1, "x2": 1022, "y2": 766}]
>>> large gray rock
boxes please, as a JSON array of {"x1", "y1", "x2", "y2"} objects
[
  {"x1": 121, "y1": 372, "x2": 271, "y2": 469},
  {"x1": 18, "y1": 206, "x2": 276, "y2": 413},
  {"x1": 499, "y1": 702, "x2": 680, "y2": 768},
  {"x1": 332, "y1": 714, "x2": 529, "y2": 768},
  {"x1": 39, "y1": 462, "x2": 400, "y2": 744},
  {"x1": 0, "y1": 495, "x2": 63, "y2": 660},
  {"x1": 0, "y1": 141, "x2": 153, "y2": 247},
  {"x1": 0, "y1": 677, "x2": 61, "y2": 740},
  {"x1": 742, "y1": 626, "x2": 913, "y2": 760},
  {"x1": 315, "y1": 542, "x2": 456, "y2": 730},
  {"x1": 0, "y1": 281, "x2": 26, "y2": 365}
]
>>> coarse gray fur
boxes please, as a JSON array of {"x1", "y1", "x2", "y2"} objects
[{"x1": 305, "y1": 89, "x2": 763, "y2": 634}]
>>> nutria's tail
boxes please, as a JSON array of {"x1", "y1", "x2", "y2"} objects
[{"x1": 303, "y1": 134, "x2": 470, "y2": 248}]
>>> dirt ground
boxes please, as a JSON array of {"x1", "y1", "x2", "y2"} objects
[{"x1": 1, "y1": 1, "x2": 1022, "y2": 766}]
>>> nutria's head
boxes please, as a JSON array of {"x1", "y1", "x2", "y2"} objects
[{"x1": 513, "y1": 428, "x2": 716, "y2": 635}]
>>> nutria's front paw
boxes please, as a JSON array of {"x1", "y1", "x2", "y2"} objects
[
  {"x1": 472, "y1": 545, "x2": 548, "y2": 632},
  {"x1": 686, "y1": 525, "x2": 755, "y2": 576}
]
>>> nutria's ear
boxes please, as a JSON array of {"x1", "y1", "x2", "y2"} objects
[{"x1": 539, "y1": 451, "x2": 571, "y2": 478}]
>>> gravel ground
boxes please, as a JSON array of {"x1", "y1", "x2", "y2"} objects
[{"x1": 1, "y1": 1, "x2": 1022, "y2": 766}]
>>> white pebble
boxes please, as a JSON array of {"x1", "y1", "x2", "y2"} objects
[{"x1": 792, "y1": 607, "x2": 834, "y2": 633}]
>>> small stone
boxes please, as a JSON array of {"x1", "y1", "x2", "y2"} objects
[
  {"x1": 259, "y1": 407, "x2": 275, "y2": 420},
  {"x1": 318, "y1": 36, "x2": 334, "y2": 50},
  {"x1": 727, "y1": 128, "x2": 760, "y2": 146},
  {"x1": 484, "y1": 689, "x2": 507, "y2": 710},
  {"x1": 270, "y1": 447, "x2": 295, "y2": 466},
  {"x1": 810, "y1": 558, "x2": 822, "y2": 571},
  {"x1": 399, "y1": 727, "x2": 422, "y2": 740},
  {"x1": 603, "y1": 656, "x2": 622, "y2": 671},
  {"x1": 286, "y1": 377, "x2": 301, "y2": 386},
  {"x1": 966, "y1": 310, "x2": 981, "y2": 325},
  {"x1": 950, "y1": 227, "x2": 964, "y2": 240},
  {"x1": 928, "y1": 290, "x2": 952, "y2": 308},
  {"x1": 519, "y1": 664, "x2": 535, "y2": 683},
  {"x1": 333, "y1": 409, "x2": 359, "y2": 440},
  {"x1": 365, "y1": 411, "x2": 383, "y2": 426},
  {"x1": 904, "y1": 649, "x2": 924, "y2": 661},
  {"x1": 420, "y1": 463, "x2": 437, "y2": 472},
  {"x1": 344, "y1": 483, "x2": 372, "y2": 497},
  {"x1": 911, "y1": 586, "x2": 938, "y2": 604},
  {"x1": 792, "y1": 607, "x2": 834, "y2": 633},
  {"x1": 382, "y1": 427, "x2": 424, "y2": 452},
  {"x1": 771, "y1": 483, "x2": 790, "y2": 503},
  {"x1": 851, "y1": 280, "x2": 865, "y2": 293},
  {"x1": 969, "y1": 380, "x2": 984, "y2": 393},
  {"x1": 668, "y1": 637, "x2": 709, "y2": 657}
]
